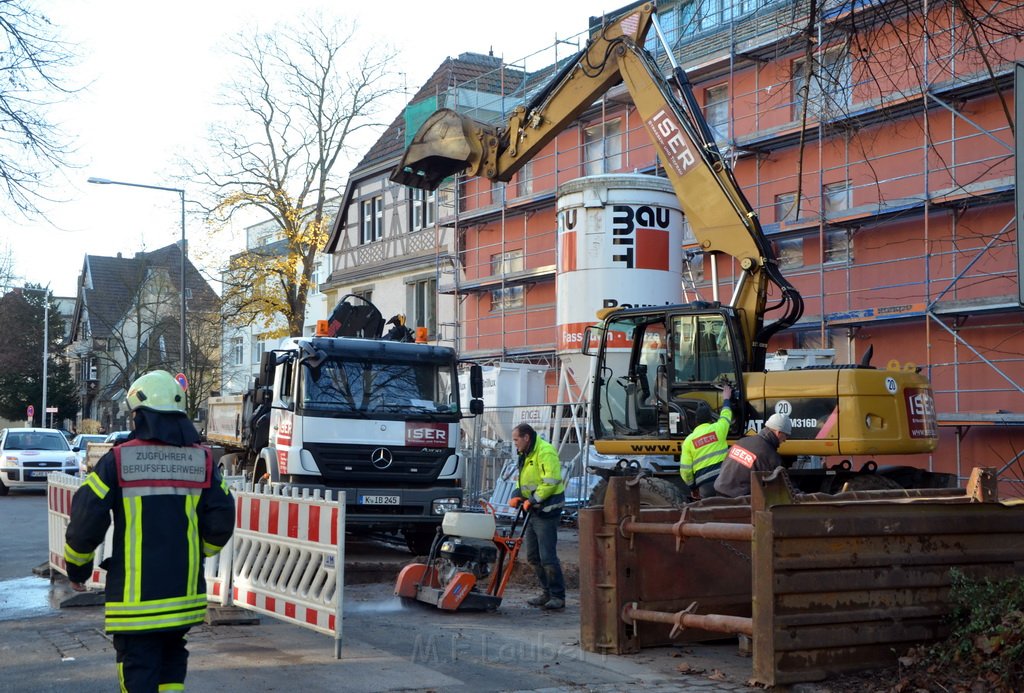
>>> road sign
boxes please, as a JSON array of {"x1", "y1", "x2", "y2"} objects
[
  {"x1": 45, "y1": 407, "x2": 58, "y2": 413},
  {"x1": 27, "y1": 405, "x2": 34, "y2": 419},
  {"x1": 175, "y1": 372, "x2": 189, "y2": 391}
]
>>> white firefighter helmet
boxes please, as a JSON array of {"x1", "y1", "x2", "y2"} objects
[{"x1": 126, "y1": 370, "x2": 186, "y2": 414}]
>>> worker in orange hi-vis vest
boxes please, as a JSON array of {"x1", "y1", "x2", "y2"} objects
[{"x1": 715, "y1": 413, "x2": 793, "y2": 498}]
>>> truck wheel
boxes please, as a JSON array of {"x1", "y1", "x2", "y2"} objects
[
  {"x1": 404, "y1": 527, "x2": 438, "y2": 556},
  {"x1": 0, "y1": 478, "x2": 8, "y2": 496},
  {"x1": 587, "y1": 476, "x2": 685, "y2": 508}
]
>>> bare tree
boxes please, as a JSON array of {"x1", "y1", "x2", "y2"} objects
[
  {"x1": 189, "y1": 13, "x2": 402, "y2": 338},
  {"x1": 0, "y1": 0, "x2": 77, "y2": 218},
  {"x1": 0, "y1": 241, "x2": 16, "y2": 288}
]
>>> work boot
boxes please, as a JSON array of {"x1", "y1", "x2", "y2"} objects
[
  {"x1": 527, "y1": 592, "x2": 550, "y2": 607},
  {"x1": 542, "y1": 597, "x2": 565, "y2": 610}
]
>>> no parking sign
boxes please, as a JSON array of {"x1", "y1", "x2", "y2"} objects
[{"x1": 175, "y1": 373, "x2": 189, "y2": 391}]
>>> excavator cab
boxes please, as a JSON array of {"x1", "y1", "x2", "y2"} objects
[{"x1": 587, "y1": 304, "x2": 745, "y2": 445}]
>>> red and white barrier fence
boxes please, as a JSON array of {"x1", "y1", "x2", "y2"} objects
[
  {"x1": 231, "y1": 485, "x2": 346, "y2": 657},
  {"x1": 203, "y1": 476, "x2": 247, "y2": 607},
  {"x1": 47, "y1": 473, "x2": 112, "y2": 589}
]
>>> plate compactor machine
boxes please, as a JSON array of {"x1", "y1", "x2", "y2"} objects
[{"x1": 395, "y1": 507, "x2": 527, "y2": 611}]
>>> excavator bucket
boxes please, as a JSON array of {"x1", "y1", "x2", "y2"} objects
[{"x1": 390, "y1": 109, "x2": 493, "y2": 191}]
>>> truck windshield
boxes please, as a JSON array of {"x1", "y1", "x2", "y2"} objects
[{"x1": 301, "y1": 357, "x2": 456, "y2": 415}]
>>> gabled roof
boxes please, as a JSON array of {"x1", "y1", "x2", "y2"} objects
[{"x1": 75, "y1": 243, "x2": 218, "y2": 341}]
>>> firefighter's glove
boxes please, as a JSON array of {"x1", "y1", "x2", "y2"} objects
[
  {"x1": 508, "y1": 496, "x2": 523, "y2": 509},
  {"x1": 522, "y1": 499, "x2": 533, "y2": 512}
]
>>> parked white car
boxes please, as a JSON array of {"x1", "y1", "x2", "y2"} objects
[
  {"x1": 0, "y1": 428, "x2": 79, "y2": 495},
  {"x1": 71, "y1": 433, "x2": 107, "y2": 473}
]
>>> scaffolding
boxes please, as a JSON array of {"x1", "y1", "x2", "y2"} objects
[{"x1": 425, "y1": 0, "x2": 1023, "y2": 496}]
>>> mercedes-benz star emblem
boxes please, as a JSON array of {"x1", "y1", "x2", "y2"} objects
[{"x1": 370, "y1": 447, "x2": 393, "y2": 470}]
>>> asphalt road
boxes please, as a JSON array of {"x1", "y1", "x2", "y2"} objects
[{"x1": 0, "y1": 488, "x2": 766, "y2": 692}]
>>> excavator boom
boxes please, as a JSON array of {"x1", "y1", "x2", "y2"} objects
[{"x1": 392, "y1": 2, "x2": 800, "y2": 369}]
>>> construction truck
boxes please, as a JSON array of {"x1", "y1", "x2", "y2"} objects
[
  {"x1": 391, "y1": 2, "x2": 952, "y2": 499},
  {"x1": 206, "y1": 295, "x2": 484, "y2": 553}
]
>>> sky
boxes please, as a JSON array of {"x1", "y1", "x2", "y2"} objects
[{"x1": 8, "y1": 0, "x2": 602, "y2": 297}]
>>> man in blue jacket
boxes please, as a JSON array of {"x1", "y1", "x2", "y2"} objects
[{"x1": 64, "y1": 370, "x2": 235, "y2": 692}]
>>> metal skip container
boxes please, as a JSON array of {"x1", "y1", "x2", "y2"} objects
[{"x1": 555, "y1": 173, "x2": 684, "y2": 383}]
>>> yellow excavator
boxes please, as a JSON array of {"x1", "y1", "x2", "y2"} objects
[{"x1": 392, "y1": 3, "x2": 947, "y2": 493}]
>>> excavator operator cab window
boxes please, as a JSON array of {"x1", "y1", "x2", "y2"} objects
[
  {"x1": 671, "y1": 314, "x2": 735, "y2": 385},
  {"x1": 638, "y1": 323, "x2": 668, "y2": 406}
]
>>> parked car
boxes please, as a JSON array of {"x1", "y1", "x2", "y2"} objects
[
  {"x1": 0, "y1": 428, "x2": 79, "y2": 495},
  {"x1": 104, "y1": 430, "x2": 132, "y2": 445},
  {"x1": 71, "y1": 433, "x2": 107, "y2": 473}
]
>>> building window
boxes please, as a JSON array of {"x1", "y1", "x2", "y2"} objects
[
  {"x1": 775, "y1": 192, "x2": 799, "y2": 223},
  {"x1": 704, "y1": 84, "x2": 728, "y2": 142},
  {"x1": 230, "y1": 336, "x2": 244, "y2": 366},
  {"x1": 491, "y1": 286, "x2": 524, "y2": 311},
  {"x1": 360, "y1": 195, "x2": 383, "y2": 244},
  {"x1": 516, "y1": 161, "x2": 534, "y2": 198},
  {"x1": 776, "y1": 237, "x2": 804, "y2": 270},
  {"x1": 739, "y1": 0, "x2": 768, "y2": 13},
  {"x1": 584, "y1": 119, "x2": 622, "y2": 175},
  {"x1": 678, "y1": 0, "x2": 734, "y2": 31},
  {"x1": 407, "y1": 277, "x2": 437, "y2": 338},
  {"x1": 409, "y1": 188, "x2": 435, "y2": 231},
  {"x1": 491, "y1": 249, "x2": 524, "y2": 276},
  {"x1": 824, "y1": 230, "x2": 852, "y2": 265},
  {"x1": 646, "y1": 6, "x2": 679, "y2": 52},
  {"x1": 793, "y1": 47, "x2": 852, "y2": 120},
  {"x1": 351, "y1": 287, "x2": 373, "y2": 305},
  {"x1": 823, "y1": 181, "x2": 851, "y2": 215}
]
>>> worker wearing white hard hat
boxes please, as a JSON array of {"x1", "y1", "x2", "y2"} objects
[{"x1": 713, "y1": 412, "x2": 792, "y2": 497}]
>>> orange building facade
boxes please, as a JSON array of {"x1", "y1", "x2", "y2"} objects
[{"x1": 422, "y1": 0, "x2": 1024, "y2": 491}]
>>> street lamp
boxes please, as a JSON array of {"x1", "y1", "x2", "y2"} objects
[{"x1": 87, "y1": 177, "x2": 187, "y2": 375}]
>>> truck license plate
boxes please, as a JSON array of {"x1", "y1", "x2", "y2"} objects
[{"x1": 359, "y1": 495, "x2": 400, "y2": 505}]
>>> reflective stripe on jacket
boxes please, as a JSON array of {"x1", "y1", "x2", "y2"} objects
[
  {"x1": 679, "y1": 405, "x2": 733, "y2": 488},
  {"x1": 516, "y1": 436, "x2": 565, "y2": 513},
  {"x1": 64, "y1": 438, "x2": 235, "y2": 633}
]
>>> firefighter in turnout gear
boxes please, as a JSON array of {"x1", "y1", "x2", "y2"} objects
[
  {"x1": 508, "y1": 423, "x2": 566, "y2": 610},
  {"x1": 64, "y1": 370, "x2": 235, "y2": 692},
  {"x1": 679, "y1": 385, "x2": 733, "y2": 499}
]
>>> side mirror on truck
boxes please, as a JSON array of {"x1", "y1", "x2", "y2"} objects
[
  {"x1": 468, "y1": 364, "x2": 484, "y2": 416},
  {"x1": 470, "y1": 364, "x2": 483, "y2": 399},
  {"x1": 258, "y1": 352, "x2": 276, "y2": 388}
]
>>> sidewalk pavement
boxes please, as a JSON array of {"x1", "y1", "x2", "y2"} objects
[{"x1": 1, "y1": 574, "x2": 769, "y2": 693}]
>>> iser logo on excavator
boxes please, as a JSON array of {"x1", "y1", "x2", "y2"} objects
[{"x1": 647, "y1": 108, "x2": 697, "y2": 175}]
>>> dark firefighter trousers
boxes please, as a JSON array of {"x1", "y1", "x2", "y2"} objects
[{"x1": 113, "y1": 629, "x2": 189, "y2": 692}]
